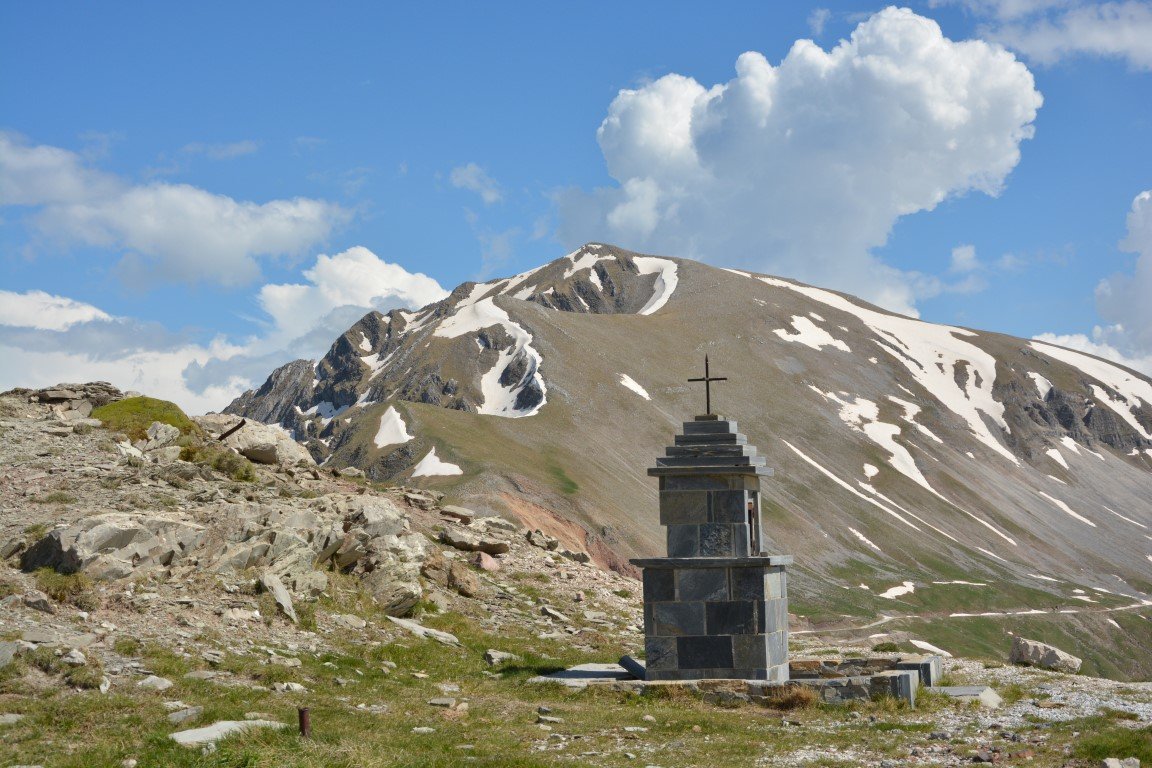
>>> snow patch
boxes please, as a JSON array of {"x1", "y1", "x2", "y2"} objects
[
  {"x1": 373, "y1": 406, "x2": 412, "y2": 449},
  {"x1": 619, "y1": 374, "x2": 650, "y2": 400},
  {"x1": 358, "y1": 333, "x2": 372, "y2": 352},
  {"x1": 978, "y1": 547, "x2": 1009, "y2": 563},
  {"x1": 434, "y1": 297, "x2": 547, "y2": 417},
  {"x1": 909, "y1": 639, "x2": 952, "y2": 657},
  {"x1": 1036, "y1": 491, "x2": 1096, "y2": 527},
  {"x1": 1103, "y1": 505, "x2": 1148, "y2": 529},
  {"x1": 1027, "y1": 372, "x2": 1053, "y2": 399},
  {"x1": 1045, "y1": 448, "x2": 1069, "y2": 470},
  {"x1": 633, "y1": 257, "x2": 678, "y2": 315},
  {"x1": 887, "y1": 396, "x2": 943, "y2": 443},
  {"x1": 932, "y1": 580, "x2": 987, "y2": 586},
  {"x1": 863, "y1": 464, "x2": 879, "y2": 479},
  {"x1": 587, "y1": 268, "x2": 603, "y2": 291},
  {"x1": 1028, "y1": 573, "x2": 1060, "y2": 583},
  {"x1": 848, "y1": 527, "x2": 882, "y2": 553},
  {"x1": 411, "y1": 447, "x2": 462, "y2": 477},
  {"x1": 763, "y1": 277, "x2": 1018, "y2": 464},
  {"x1": 774, "y1": 316, "x2": 851, "y2": 352},
  {"x1": 878, "y1": 581, "x2": 915, "y2": 599},
  {"x1": 1031, "y1": 340, "x2": 1152, "y2": 440},
  {"x1": 1107, "y1": 618, "x2": 1122, "y2": 629},
  {"x1": 562, "y1": 247, "x2": 611, "y2": 280}
]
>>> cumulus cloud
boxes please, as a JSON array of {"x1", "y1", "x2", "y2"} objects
[
  {"x1": 258, "y1": 246, "x2": 449, "y2": 343},
  {"x1": 1032, "y1": 328, "x2": 1152, "y2": 375},
  {"x1": 450, "y1": 162, "x2": 503, "y2": 204},
  {"x1": 1093, "y1": 190, "x2": 1152, "y2": 357},
  {"x1": 556, "y1": 7, "x2": 1042, "y2": 316},
  {"x1": 946, "y1": 0, "x2": 1152, "y2": 69},
  {"x1": 0, "y1": 131, "x2": 349, "y2": 287},
  {"x1": 0, "y1": 247, "x2": 449, "y2": 414},
  {"x1": 0, "y1": 290, "x2": 112, "y2": 331},
  {"x1": 949, "y1": 245, "x2": 982, "y2": 273}
]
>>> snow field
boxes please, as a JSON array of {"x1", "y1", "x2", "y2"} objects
[
  {"x1": 411, "y1": 447, "x2": 462, "y2": 477},
  {"x1": 774, "y1": 316, "x2": 851, "y2": 352},
  {"x1": 757, "y1": 275, "x2": 1018, "y2": 464},
  {"x1": 632, "y1": 257, "x2": 679, "y2": 315},
  {"x1": 1035, "y1": 491, "x2": 1096, "y2": 527},
  {"x1": 618, "y1": 374, "x2": 650, "y2": 400},
  {"x1": 373, "y1": 406, "x2": 412, "y2": 449}
]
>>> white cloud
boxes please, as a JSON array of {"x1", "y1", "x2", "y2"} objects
[
  {"x1": 808, "y1": 8, "x2": 832, "y2": 35},
  {"x1": 557, "y1": 7, "x2": 1042, "y2": 316},
  {"x1": 949, "y1": 244, "x2": 982, "y2": 273},
  {"x1": 180, "y1": 140, "x2": 260, "y2": 160},
  {"x1": 0, "y1": 131, "x2": 350, "y2": 287},
  {"x1": 449, "y1": 162, "x2": 503, "y2": 204},
  {"x1": 0, "y1": 290, "x2": 112, "y2": 331},
  {"x1": 1032, "y1": 328, "x2": 1152, "y2": 375},
  {"x1": 950, "y1": 0, "x2": 1152, "y2": 69},
  {"x1": 1094, "y1": 190, "x2": 1152, "y2": 356},
  {"x1": 258, "y1": 246, "x2": 449, "y2": 343}
]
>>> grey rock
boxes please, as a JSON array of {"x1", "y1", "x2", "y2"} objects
[
  {"x1": 541, "y1": 605, "x2": 570, "y2": 623},
  {"x1": 61, "y1": 648, "x2": 87, "y2": 666},
  {"x1": 1009, "y1": 636, "x2": 1082, "y2": 674},
  {"x1": 169, "y1": 720, "x2": 286, "y2": 746},
  {"x1": 387, "y1": 616, "x2": 460, "y2": 645},
  {"x1": 144, "y1": 422, "x2": 181, "y2": 450},
  {"x1": 0, "y1": 642, "x2": 19, "y2": 668},
  {"x1": 484, "y1": 649, "x2": 519, "y2": 666},
  {"x1": 427, "y1": 697, "x2": 457, "y2": 708},
  {"x1": 260, "y1": 572, "x2": 298, "y2": 624},
  {"x1": 22, "y1": 590, "x2": 56, "y2": 614},
  {"x1": 168, "y1": 706, "x2": 204, "y2": 725},
  {"x1": 934, "y1": 685, "x2": 1002, "y2": 709},
  {"x1": 137, "y1": 675, "x2": 174, "y2": 691},
  {"x1": 0, "y1": 713, "x2": 25, "y2": 725}
]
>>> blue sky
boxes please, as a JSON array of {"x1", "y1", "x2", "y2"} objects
[{"x1": 2, "y1": 1, "x2": 1151, "y2": 411}]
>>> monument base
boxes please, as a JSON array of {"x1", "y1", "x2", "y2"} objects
[{"x1": 632, "y1": 555, "x2": 791, "y2": 682}]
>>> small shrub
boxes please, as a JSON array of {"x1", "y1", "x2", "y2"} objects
[
  {"x1": 34, "y1": 568, "x2": 96, "y2": 609},
  {"x1": 23, "y1": 523, "x2": 49, "y2": 540},
  {"x1": 31, "y1": 491, "x2": 76, "y2": 505},
  {"x1": 1101, "y1": 707, "x2": 1141, "y2": 721},
  {"x1": 91, "y1": 396, "x2": 197, "y2": 442},
  {"x1": 762, "y1": 684, "x2": 821, "y2": 711},
  {"x1": 64, "y1": 661, "x2": 105, "y2": 689},
  {"x1": 613, "y1": 589, "x2": 633, "y2": 599},
  {"x1": 113, "y1": 636, "x2": 141, "y2": 656},
  {"x1": 179, "y1": 442, "x2": 257, "y2": 482},
  {"x1": 871, "y1": 642, "x2": 900, "y2": 653}
]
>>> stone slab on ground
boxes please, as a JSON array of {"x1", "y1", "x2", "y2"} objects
[
  {"x1": 935, "y1": 685, "x2": 1003, "y2": 709},
  {"x1": 169, "y1": 720, "x2": 286, "y2": 746},
  {"x1": 527, "y1": 663, "x2": 638, "y2": 689}
]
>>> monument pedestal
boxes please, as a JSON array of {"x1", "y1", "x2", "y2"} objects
[{"x1": 632, "y1": 415, "x2": 791, "y2": 682}]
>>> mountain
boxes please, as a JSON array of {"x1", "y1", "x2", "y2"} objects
[{"x1": 227, "y1": 243, "x2": 1152, "y2": 677}]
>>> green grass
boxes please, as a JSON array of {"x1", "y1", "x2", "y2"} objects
[
  {"x1": 1073, "y1": 722, "x2": 1152, "y2": 763},
  {"x1": 91, "y1": 396, "x2": 197, "y2": 442},
  {"x1": 34, "y1": 568, "x2": 99, "y2": 610},
  {"x1": 30, "y1": 490, "x2": 77, "y2": 505},
  {"x1": 178, "y1": 440, "x2": 257, "y2": 482}
]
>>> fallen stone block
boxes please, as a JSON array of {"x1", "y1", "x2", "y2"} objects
[
  {"x1": 1009, "y1": 636, "x2": 1082, "y2": 674},
  {"x1": 169, "y1": 720, "x2": 286, "y2": 747},
  {"x1": 934, "y1": 685, "x2": 1002, "y2": 709},
  {"x1": 387, "y1": 616, "x2": 459, "y2": 646}
]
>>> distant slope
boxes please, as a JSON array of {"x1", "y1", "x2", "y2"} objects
[{"x1": 227, "y1": 243, "x2": 1152, "y2": 675}]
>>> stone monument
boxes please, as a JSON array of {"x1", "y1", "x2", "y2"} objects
[{"x1": 632, "y1": 357, "x2": 791, "y2": 681}]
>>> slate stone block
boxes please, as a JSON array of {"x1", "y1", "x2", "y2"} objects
[
  {"x1": 896, "y1": 656, "x2": 942, "y2": 687},
  {"x1": 683, "y1": 420, "x2": 737, "y2": 435},
  {"x1": 708, "y1": 490, "x2": 747, "y2": 523},
  {"x1": 732, "y1": 633, "x2": 769, "y2": 669},
  {"x1": 698, "y1": 523, "x2": 733, "y2": 556},
  {"x1": 764, "y1": 572, "x2": 782, "y2": 600},
  {"x1": 662, "y1": 475, "x2": 730, "y2": 491},
  {"x1": 651, "y1": 601, "x2": 705, "y2": 636},
  {"x1": 706, "y1": 601, "x2": 757, "y2": 635},
  {"x1": 667, "y1": 525, "x2": 700, "y2": 557},
  {"x1": 642, "y1": 569, "x2": 675, "y2": 602},
  {"x1": 677, "y1": 636, "x2": 734, "y2": 669},
  {"x1": 732, "y1": 569, "x2": 766, "y2": 600},
  {"x1": 676, "y1": 568, "x2": 728, "y2": 602},
  {"x1": 659, "y1": 491, "x2": 709, "y2": 525},
  {"x1": 645, "y1": 637, "x2": 678, "y2": 670}
]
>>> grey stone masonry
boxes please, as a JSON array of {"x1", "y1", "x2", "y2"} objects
[{"x1": 632, "y1": 414, "x2": 790, "y2": 682}]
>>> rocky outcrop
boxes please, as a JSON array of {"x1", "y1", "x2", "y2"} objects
[
  {"x1": 21, "y1": 513, "x2": 206, "y2": 579},
  {"x1": 194, "y1": 414, "x2": 314, "y2": 466},
  {"x1": 1009, "y1": 637, "x2": 1083, "y2": 674},
  {"x1": 223, "y1": 359, "x2": 315, "y2": 426}
]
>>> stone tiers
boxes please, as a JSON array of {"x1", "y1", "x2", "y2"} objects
[{"x1": 633, "y1": 415, "x2": 790, "y2": 682}]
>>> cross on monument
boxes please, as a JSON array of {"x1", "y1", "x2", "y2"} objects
[{"x1": 688, "y1": 355, "x2": 727, "y2": 415}]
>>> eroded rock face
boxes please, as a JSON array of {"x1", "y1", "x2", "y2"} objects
[
  {"x1": 1009, "y1": 636, "x2": 1082, "y2": 674},
  {"x1": 21, "y1": 513, "x2": 206, "y2": 579},
  {"x1": 194, "y1": 414, "x2": 314, "y2": 466}
]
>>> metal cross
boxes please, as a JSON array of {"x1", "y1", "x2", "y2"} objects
[{"x1": 687, "y1": 355, "x2": 727, "y2": 415}]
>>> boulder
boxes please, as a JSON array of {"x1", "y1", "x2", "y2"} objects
[
  {"x1": 260, "y1": 572, "x2": 298, "y2": 624},
  {"x1": 471, "y1": 552, "x2": 501, "y2": 572},
  {"x1": 387, "y1": 616, "x2": 459, "y2": 645},
  {"x1": 448, "y1": 561, "x2": 480, "y2": 598},
  {"x1": 484, "y1": 649, "x2": 520, "y2": 666},
  {"x1": 194, "y1": 414, "x2": 314, "y2": 466},
  {"x1": 362, "y1": 571, "x2": 422, "y2": 616},
  {"x1": 144, "y1": 422, "x2": 181, "y2": 450},
  {"x1": 1009, "y1": 637, "x2": 1082, "y2": 674},
  {"x1": 169, "y1": 720, "x2": 285, "y2": 747},
  {"x1": 21, "y1": 513, "x2": 206, "y2": 578}
]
